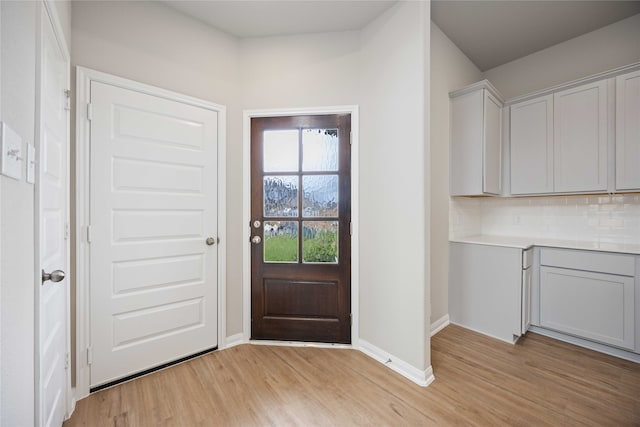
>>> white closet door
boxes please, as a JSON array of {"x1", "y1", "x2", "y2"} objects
[
  {"x1": 38, "y1": 5, "x2": 70, "y2": 425},
  {"x1": 89, "y1": 81, "x2": 219, "y2": 387}
]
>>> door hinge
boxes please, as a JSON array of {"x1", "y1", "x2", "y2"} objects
[
  {"x1": 87, "y1": 103, "x2": 93, "y2": 121},
  {"x1": 64, "y1": 352, "x2": 70, "y2": 370},
  {"x1": 349, "y1": 221, "x2": 352, "y2": 236},
  {"x1": 64, "y1": 222, "x2": 70, "y2": 240},
  {"x1": 349, "y1": 131, "x2": 352, "y2": 145},
  {"x1": 86, "y1": 347, "x2": 93, "y2": 365},
  {"x1": 64, "y1": 89, "x2": 71, "y2": 111},
  {"x1": 86, "y1": 225, "x2": 92, "y2": 243},
  {"x1": 349, "y1": 313, "x2": 352, "y2": 326}
]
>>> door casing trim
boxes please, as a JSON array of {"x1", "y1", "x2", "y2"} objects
[
  {"x1": 242, "y1": 106, "x2": 360, "y2": 347},
  {"x1": 74, "y1": 66, "x2": 227, "y2": 402}
]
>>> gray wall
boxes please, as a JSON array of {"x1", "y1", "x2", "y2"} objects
[
  {"x1": 71, "y1": 0, "x2": 245, "y2": 336},
  {"x1": 484, "y1": 13, "x2": 640, "y2": 99},
  {"x1": 1, "y1": 2, "x2": 37, "y2": 424},
  {"x1": 429, "y1": 22, "x2": 482, "y2": 326},
  {"x1": 72, "y1": 0, "x2": 433, "y2": 380},
  {"x1": 359, "y1": 1, "x2": 431, "y2": 370},
  {"x1": 440, "y1": 12, "x2": 640, "y2": 329},
  {"x1": 0, "y1": 1, "x2": 71, "y2": 424}
]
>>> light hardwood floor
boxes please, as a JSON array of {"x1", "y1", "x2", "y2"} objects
[{"x1": 65, "y1": 325, "x2": 640, "y2": 426}]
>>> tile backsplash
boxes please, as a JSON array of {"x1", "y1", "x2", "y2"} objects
[{"x1": 450, "y1": 194, "x2": 640, "y2": 244}]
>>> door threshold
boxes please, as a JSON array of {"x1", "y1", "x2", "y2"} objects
[
  {"x1": 249, "y1": 340, "x2": 352, "y2": 349},
  {"x1": 89, "y1": 346, "x2": 218, "y2": 393}
]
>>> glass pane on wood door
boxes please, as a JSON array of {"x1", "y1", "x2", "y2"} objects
[
  {"x1": 264, "y1": 221, "x2": 299, "y2": 262},
  {"x1": 303, "y1": 221, "x2": 338, "y2": 263},
  {"x1": 302, "y1": 129, "x2": 338, "y2": 171},
  {"x1": 264, "y1": 130, "x2": 299, "y2": 172},
  {"x1": 302, "y1": 175, "x2": 338, "y2": 217},
  {"x1": 264, "y1": 176, "x2": 298, "y2": 217}
]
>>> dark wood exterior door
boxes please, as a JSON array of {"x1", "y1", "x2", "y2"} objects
[{"x1": 251, "y1": 114, "x2": 351, "y2": 343}]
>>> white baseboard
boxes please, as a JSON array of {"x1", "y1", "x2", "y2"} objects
[
  {"x1": 528, "y1": 326, "x2": 640, "y2": 363},
  {"x1": 222, "y1": 333, "x2": 247, "y2": 349},
  {"x1": 357, "y1": 339, "x2": 435, "y2": 387},
  {"x1": 430, "y1": 314, "x2": 450, "y2": 337},
  {"x1": 450, "y1": 321, "x2": 518, "y2": 345}
]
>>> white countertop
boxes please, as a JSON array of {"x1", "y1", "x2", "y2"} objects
[{"x1": 450, "y1": 234, "x2": 640, "y2": 255}]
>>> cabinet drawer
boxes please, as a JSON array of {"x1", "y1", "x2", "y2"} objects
[{"x1": 540, "y1": 248, "x2": 635, "y2": 276}]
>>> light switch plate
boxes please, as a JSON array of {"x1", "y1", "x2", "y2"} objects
[
  {"x1": 27, "y1": 144, "x2": 35, "y2": 184},
  {"x1": 1, "y1": 122, "x2": 23, "y2": 180}
]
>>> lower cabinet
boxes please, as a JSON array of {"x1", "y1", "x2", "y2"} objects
[
  {"x1": 449, "y1": 242, "x2": 639, "y2": 359},
  {"x1": 538, "y1": 248, "x2": 636, "y2": 351},
  {"x1": 449, "y1": 242, "x2": 529, "y2": 343}
]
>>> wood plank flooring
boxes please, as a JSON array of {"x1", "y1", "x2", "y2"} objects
[{"x1": 64, "y1": 325, "x2": 640, "y2": 426}]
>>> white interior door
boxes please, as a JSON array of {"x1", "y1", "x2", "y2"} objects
[
  {"x1": 89, "y1": 82, "x2": 219, "y2": 387},
  {"x1": 38, "y1": 4, "x2": 70, "y2": 427}
]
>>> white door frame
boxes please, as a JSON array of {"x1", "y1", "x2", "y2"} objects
[
  {"x1": 241, "y1": 106, "x2": 360, "y2": 347},
  {"x1": 75, "y1": 67, "x2": 227, "y2": 400},
  {"x1": 35, "y1": 0, "x2": 72, "y2": 421}
]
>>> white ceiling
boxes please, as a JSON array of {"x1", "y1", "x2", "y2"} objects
[
  {"x1": 163, "y1": 1, "x2": 397, "y2": 38},
  {"x1": 163, "y1": 1, "x2": 640, "y2": 71},
  {"x1": 432, "y1": 1, "x2": 640, "y2": 71}
]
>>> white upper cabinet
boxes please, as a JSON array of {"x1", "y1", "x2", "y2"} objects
[
  {"x1": 615, "y1": 69, "x2": 640, "y2": 191},
  {"x1": 553, "y1": 80, "x2": 609, "y2": 193},
  {"x1": 450, "y1": 82, "x2": 502, "y2": 196},
  {"x1": 510, "y1": 95, "x2": 554, "y2": 195},
  {"x1": 453, "y1": 64, "x2": 639, "y2": 197}
]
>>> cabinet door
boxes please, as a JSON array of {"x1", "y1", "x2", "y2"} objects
[
  {"x1": 539, "y1": 266, "x2": 635, "y2": 350},
  {"x1": 616, "y1": 70, "x2": 640, "y2": 191},
  {"x1": 450, "y1": 89, "x2": 484, "y2": 196},
  {"x1": 510, "y1": 95, "x2": 554, "y2": 194},
  {"x1": 449, "y1": 243, "x2": 521, "y2": 343},
  {"x1": 483, "y1": 91, "x2": 502, "y2": 195},
  {"x1": 553, "y1": 81, "x2": 608, "y2": 193}
]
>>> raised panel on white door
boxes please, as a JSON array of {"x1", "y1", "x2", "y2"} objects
[
  {"x1": 553, "y1": 80, "x2": 608, "y2": 193},
  {"x1": 90, "y1": 81, "x2": 219, "y2": 387},
  {"x1": 616, "y1": 70, "x2": 640, "y2": 191},
  {"x1": 113, "y1": 158, "x2": 203, "y2": 194},
  {"x1": 450, "y1": 89, "x2": 484, "y2": 196},
  {"x1": 510, "y1": 95, "x2": 554, "y2": 194},
  {"x1": 483, "y1": 91, "x2": 502, "y2": 195},
  {"x1": 540, "y1": 266, "x2": 634, "y2": 350},
  {"x1": 113, "y1": 254, "x2": 204, "y2": 294},
  {"x1": 113, "y1": 298, "x2": 204, "y2": 348}
]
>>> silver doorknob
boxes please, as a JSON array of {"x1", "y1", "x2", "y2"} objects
[
  {"x1": 206, "y1": 237, "x2": 216, "y2": 246},
  {"x1": 251, "y1": 236, "x2": 262, "y2": 244},
  {"x1": 42, "y1": 269, "x2": 65, "y2": 284}
]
